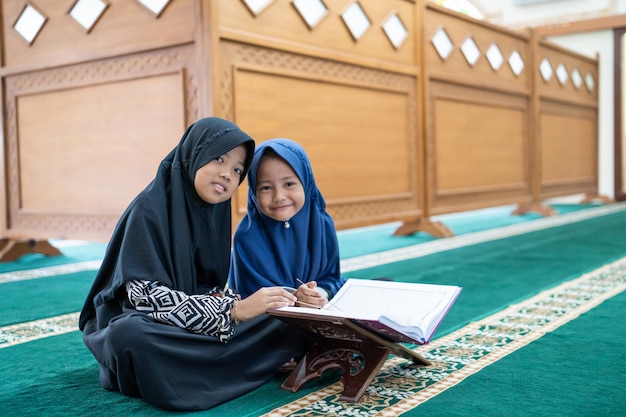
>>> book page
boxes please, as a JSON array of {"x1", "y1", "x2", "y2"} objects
[
  {"x1": 325, "y1": 279, "x2": 459, "y2": 329},
  {"x1": 273, "y1": 278, "x2": 461, "y2": 342}
]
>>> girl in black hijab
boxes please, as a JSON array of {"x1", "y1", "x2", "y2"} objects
[{"x1": 79, "y1": 118, "x2": 309, "y2": 411}]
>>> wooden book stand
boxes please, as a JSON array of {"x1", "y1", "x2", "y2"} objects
[{"x1": 267, "y1": 309, "x2": 431, "y2": 402}]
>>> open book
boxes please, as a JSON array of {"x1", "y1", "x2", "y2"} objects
[{"x1": 273, "y1": 279, "x2": 462, "y2": 344}]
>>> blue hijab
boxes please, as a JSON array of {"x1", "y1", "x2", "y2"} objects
[{"x1": 229, "y1": 138, "x2": 345, "y2": 298}]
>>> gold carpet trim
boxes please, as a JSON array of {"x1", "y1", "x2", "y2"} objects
[
  {"x1": 263, "y1": 256, "x2": 626, "y2": 417},
  {"x1": 0, "y1": 260, "x2": 101, "y2": 284},
  {"x1": 0, "y1": 313, "x2": 79, "y2": 349}
]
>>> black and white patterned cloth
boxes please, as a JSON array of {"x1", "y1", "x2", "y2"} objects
[{"x1": 126, "y1": 280, "x2": 238, "y2": 343}]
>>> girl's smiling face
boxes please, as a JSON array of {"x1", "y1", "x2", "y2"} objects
[
  {"x1": 194, "y1": 145, "x2": 247, "y2": 204},
  {"x1": 255, "y1": 154, "x2": 305, "y2": 222}
]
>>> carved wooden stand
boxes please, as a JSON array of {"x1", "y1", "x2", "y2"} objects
[
  {"x1": 267, "y1": 312, "x2": 430, "y2": 402},
  {"x1": 0, "y1": 238, "x2": 62, "y2": 262}
]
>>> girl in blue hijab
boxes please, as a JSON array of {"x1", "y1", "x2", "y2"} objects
[{"x1": 229, "y1": 138, "x2": 345, "y2": 305}]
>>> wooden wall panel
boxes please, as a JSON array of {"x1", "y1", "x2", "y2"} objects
[
  {"x1": 435, "y1": 101, "x2": 526, "y2": 190},
  {"x1": 539, "y1": 103, "x2": 597, "y2": 197},
  {"x1": 219, "y1": 41, "x2": 420, "y2": 229},
  {"x1": 3, "y1": 45, "x2": 198, "y2": 240},
  {"x1": 428, "y1": 82, "x2": 530, "y2": 213},
  {"x1": 233, "y1": 70, "x2": 411, "y2": 199},
  {"x1": 421, "y1": 4, "x2": 533, "y2": 217},
  {"x1": 18, "y1": 74, "x2": 184, "y2": 212}
]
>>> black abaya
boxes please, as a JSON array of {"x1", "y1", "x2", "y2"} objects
[
  {"x1": 79, "y1": 118, "x2": 311, "y2": 411},
  {"x1": 86, "y1": 312, "x2": 309, "y2": 411}
]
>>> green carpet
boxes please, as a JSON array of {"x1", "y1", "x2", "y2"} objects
[
  {"x1": 0, "y1": 270, "x2": 97, "y2": 326},
  {"x1": 1, "y1": 203, "x2": 625, "y2": 416},
  {"x1": 414, "y1": 288, "x2": 626, "y2": 416}
]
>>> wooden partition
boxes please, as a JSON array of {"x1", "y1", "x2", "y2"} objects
[
  {"x1": 534, "y1": 38, "x2": 599, "y2": 201},
  {"x1": 0, "y1": 0, "x2": 205, "y2": 244},
  {"x1": 397, "y1": 3, "x2": 599, "y2": 234},
  {"x1": 391, "y1": 5, "x2": 535, "y2": 235},
  {"x1": 422, "y1": 6, "x2": 533, "y2": 213},
  {"x1": 0, "y1": 0, "x2": 599, "y2": 249}
]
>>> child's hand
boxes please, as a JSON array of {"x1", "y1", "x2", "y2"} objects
[
  {"x1": 295, "y1": 281, "x2": 328, "y2": 308},
  {"x1": 238, "y1": 287, "x2": 296, "y2": 320}
]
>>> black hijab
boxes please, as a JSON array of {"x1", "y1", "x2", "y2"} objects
[{"x1": 79, "y1": 117, "x2": 255, "y2": 333}]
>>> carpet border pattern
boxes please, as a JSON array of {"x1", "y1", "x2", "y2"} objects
[
  {"x1": 0, "y1": 313, "x2": 80, "y2": 349},
  {"x1": 0, "y1": 260, "x2": 102, "y2": 284},
  {"x1": 262, "y1": 256, "x2": 626, "y2": 416}
]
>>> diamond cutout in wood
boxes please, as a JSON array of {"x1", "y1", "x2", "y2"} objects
[
  {"x1": 292, "y1": 0, "x2": 328, "y2": 29},
  {"x1": 572, "y1": 68, "x2": 582, "y2": 89},
  {"x1": 585, "y1": 73, "x2": 595, "y2": 92},
  {"x1": 486, "y1": 44, "x2": 503, "y2": 71},
  {"x1": 539, "y1": 58, "x2": 553, "y2": 82},
  {"x1": 382, "y1": 13, "x2": 408, "y2": 49},
  {"x1": 461, "y1": 37, "x2": 480, "y2": 66},
  {"x1": 341, "y1": 2, "x2": 371, "y2": 41},
  {"x1": 136, "y1": 0, "x2": 171, "y2": 17},
  {"x1": 69, "y1": 0, "x2": 109, "y2": 33},
  {"x1": 432, "y1": 27, "x2": 453, "y2": 61},
  {"x1": 556, "y1": 63, "x2": 568, "y2": 86},
  {"x1": 13, "y1": 4, "x2": 47, "y2": 44},
  {"x1": 508, "y1": 50, "x2": 525, "y2": 76},
  {"x1": 241, "y1": 0, "x2": 274, "y2": 16}
]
